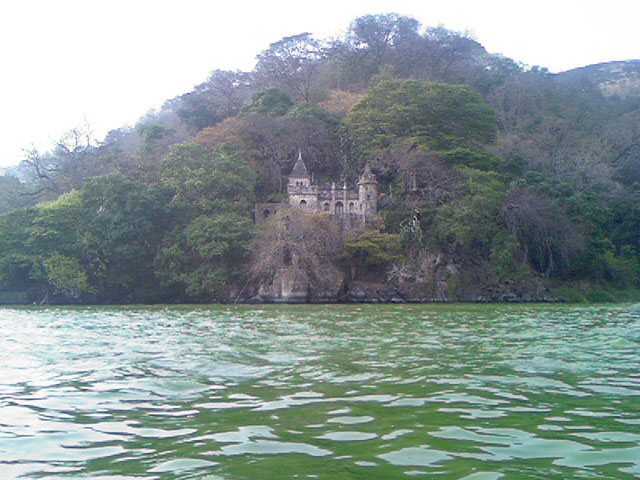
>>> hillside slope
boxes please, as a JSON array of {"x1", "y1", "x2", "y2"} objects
[{"x1": 0, "y1": 13, "x2": 639, "y2": 304}]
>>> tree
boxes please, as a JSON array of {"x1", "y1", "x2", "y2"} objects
[
  {"x1": 0, "y1": 207, "x2": 38, "y2": 294},
  {"x1": 11, "y1": 173, "x2": 173, "y2": 302},
  {"x1": 196, "y1": 104, "x2": 343, "y2": 198},
  {"x1": 349, "y1": 13, "x2": 421, "y2": 66},
  {"x1": 78, "y1": 174, "x2": 173, "y2": 302},
  {"x1": 255, "y1": 33, "x2": 325, "y2": 102},
  {"x1": 342, "y1": 79, "x2": 499, "y2": 199},
  {"x1": 19, "y1": 123, "x2": 102, "y2": 199},
  {"x1": 246, "y1": 88, "x2": 294, "y2": 116},
  {"x1": 344, "y1": 80, "x2": 497, "y2": 156},
  {"x1": 20, "y1": 148, "x2": 64, "y2": 199},
  {"x1": 332, "y1": 14, "x2": 424, "y2": 88},
  {"x1": 136, "y1": 123, "x2": 175, "y2": 162},
  {"x1": 41, "y1": 253, "x2": 90, "y2": 297},
  {"x1": 155, "y1": 144, "x2": 257, "y2": 301},
  {"x1": 344, "y1": 230, "x2": 403, "y2": 280},
  {"x1": 174, "y1": 70, "x2": 252, "y2": 133},
  {"x1": 433, "y1": 168, "x2": 506, "y2": 256},
  {"x1": 250, "y1": 208, "x2": 344, "y2": 293},
  {"x1": 26, "y1": 191, "x2": 90, "y2": 300},
  {"x1": 421, "y1": 26, "x2": 486, "y2": 82},
  {"x1": 159, "y1": 143, "x2": 256, "y2": 215},
  {"x1": 155, "y1": 213, "x2": 254, "y2": 301},
  {"x1": 501, "y1": 186, "x2": 583, "y2": 277}
]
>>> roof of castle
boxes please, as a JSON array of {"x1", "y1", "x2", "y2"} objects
[{"x1": 290, "y1": 151, "x2": 309, "y2": 178}]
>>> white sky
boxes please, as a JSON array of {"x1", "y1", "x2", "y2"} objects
[{"x1": 0, "y1": 0, "x2": 638, "y2": 169}]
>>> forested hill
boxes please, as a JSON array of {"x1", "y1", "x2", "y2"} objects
[{"x1": 1, "y1": 13, "x2": 639, "y2": 304}]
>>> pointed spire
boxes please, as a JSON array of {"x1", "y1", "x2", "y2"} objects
[{"x1": 290, "y1": 149, "x2": 309, "y2": 178}]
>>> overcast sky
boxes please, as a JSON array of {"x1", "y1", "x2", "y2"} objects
[{"x1": 1, "y1": 0, "x2": 638, "y2": 169}]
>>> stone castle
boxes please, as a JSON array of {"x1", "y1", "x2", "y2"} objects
[{"x1": 255, "y1": 152, "x2": 378, "y2": 224}]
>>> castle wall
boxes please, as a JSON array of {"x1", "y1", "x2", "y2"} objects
[
  {"x1": 254, "y1": 203, "x2": 283, "y2": 222},
  {"x1": 255, "y1": 155, "x2": 377, "y2": 226},
  {"x1": 288, "y1": 184, "x2": 319, "y2": 210}
]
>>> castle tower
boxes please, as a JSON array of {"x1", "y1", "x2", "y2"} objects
[
  {"x1": 358, "y1": 162, "x2": 378, "y2": 222},
  {"x1": 288, "y1": 151, "x2": 317, "y2": 210},
  {"x1": 288, "y1": 150, "x2": 310, "y2": 189}
]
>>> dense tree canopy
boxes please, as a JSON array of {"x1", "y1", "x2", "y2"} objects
[{"x1": 344, "y1": 80, "x2": 497, "y2": 152}]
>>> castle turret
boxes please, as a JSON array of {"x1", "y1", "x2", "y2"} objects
[
  {"x1": 358, "y1": 162, "x2": 378, "y2": 222},
  {"x1": 288, "y1": 151, "x2": 317, "y2": 209},
  {"x1": 289, "y1": 151, "x2": 310, "y2": 187}
]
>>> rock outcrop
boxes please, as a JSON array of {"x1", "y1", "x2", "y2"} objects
[
  {"x1": 256, "y1": 267, "x2": 346, "y2": 303},
  {"x1": 257, "y1": 268, "x2": 310, "y2": 303}
]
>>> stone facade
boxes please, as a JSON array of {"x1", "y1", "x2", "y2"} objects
[{"x1": 255, "y1": 152, "x2": 378, "y2": 224}]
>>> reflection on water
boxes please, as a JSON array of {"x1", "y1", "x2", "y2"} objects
[{"x1": 0, "y1": 303, "x2": 639, "y2": 479}]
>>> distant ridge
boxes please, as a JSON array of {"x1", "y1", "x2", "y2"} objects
[{"x1": 555, "y1": 60, "x2": 640, "y2": 97}]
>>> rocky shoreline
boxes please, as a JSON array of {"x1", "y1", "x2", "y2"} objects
[{"x1": 245, "y1": 277, "x2": 557, "y2": 304}]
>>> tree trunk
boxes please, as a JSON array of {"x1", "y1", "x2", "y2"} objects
[{"x1": 544, "y1": 246, "x2": 553, "y2": 277}]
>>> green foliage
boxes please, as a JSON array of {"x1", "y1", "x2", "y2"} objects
[
  {"x1": 608, "y1": 192, "x2": 640, "y2": 252},
  {"x1": 433, "y1": 168, "x2": 505, "y2": 255},
  {"x1": 136, "y1": 123, "x2": 174, "y2": 159},
  {"x1": 0, "y1": 174, "x2": 173, "y2": 302},
  {"x1": 0, "y1": 208, "x2": 38, "y2": 292},
  {"x1": 155, "y1": 213, "x2": 254, "y2": 300},
  {"x1": 287, "y1": 103, "x2": 340, "y2": 125},
  {"x1": 501, "y1": 185, "x2": 584, "y2": 278},
  {"x1": 398, "y1": 211, "x2": 425, "y2": 250},
  {"x1": 247, "y1": 89, "x2": 294, "y2": 116},
  {"x1": 441, "y1": 148, "x2": 502, "y2": 172},
  {"x1": 160, "y1": 143, "x2": 256, "y2": 215},
  {"x1": 487, "y1": 232, "x2": 522, "y2": 280},
  {"x1": 499, "y1": 153, "x2": 527, "y2": 178},
  {"x1": 43, "y1": 253, "x2": 90, "y2": 296},
  {"x1": 176, "y1": 93, "x2": 222, "y2": 132},
  {"x1": 28, "y1": 191, "x2": 85, "y2": 257},
  {"x1": 0, "y1": 192, "x2": 91, "y2": 300},
  {"x1": 380, "y1": 210, "x2": 411, "y2": 234},
  {"x1": 78, "y1": 174, "x2": 172, "y2": 301},
  {"x1": 344, "y1": 230, "x2": 404, "y2": 279},
  {"x1": 601, "y1": 246, "x2": 640, "y2": 286},
  {"x1": 156, "y1": 144, "x2": 258, "y2": 301},
  {"x1": 344, "y1": 80, "x2": 498, "y2": 155}
]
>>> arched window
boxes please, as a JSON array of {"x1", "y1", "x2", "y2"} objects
[
  {"x1": 300, "y1": 200, "x2": 307, "y2": 209},
  {"x1": 263, "y1": 209, "x2": 271, "y2": 218},
  {"x1": 335, "y1": 201, "x2": 343, "y2": 217},
  {"x1": 323, "y1": 202, "x2": 330, "y2": 211},
  {"x1": 349, "y1": 202, "x2": 355, "y2": 213}
]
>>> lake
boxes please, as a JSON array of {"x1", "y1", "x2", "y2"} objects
[{"x1": 0, "y1": 304, "x2": 639, "y2": 479}]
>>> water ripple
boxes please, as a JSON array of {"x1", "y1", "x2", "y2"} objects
[{"x1": 0, "y1": 303, "x2": 639, "y2": 479}]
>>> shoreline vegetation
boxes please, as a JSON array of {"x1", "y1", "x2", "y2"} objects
[{"x1": 1, "y1": 13, "x2": 639, "y2": 305}]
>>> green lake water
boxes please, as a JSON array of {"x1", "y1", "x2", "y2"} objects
[{"x1": 0, "y1": 304, "x2": 639, "y2": 479}]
